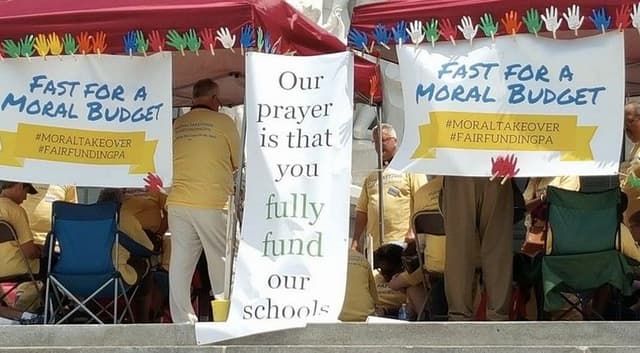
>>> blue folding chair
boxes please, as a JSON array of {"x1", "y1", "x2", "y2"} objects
[{"x1": 43, "y1": 201, "x2": 134, "y2": 324}]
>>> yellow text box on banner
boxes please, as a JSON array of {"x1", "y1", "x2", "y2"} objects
[
  {"x1": 411, "y1": 111, "x2": 597, "y2": 161},
  {"x1": 0, "y1": 123, "x2": 157, "y2": 173}
]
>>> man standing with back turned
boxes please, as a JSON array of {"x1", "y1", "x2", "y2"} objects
[{"x1": 167, "y1": 79, "x2": 240, "y2": 323}]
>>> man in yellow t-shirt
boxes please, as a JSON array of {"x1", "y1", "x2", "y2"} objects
[
  {"x1": 167, "y1": 78, "x2": 240, "y2": 323},
  {"x1": 351, "y1": 123, "x2": 426, "y2": 252},
  {"x1": 339, "y1": 249, "x2": 377, "y2": 321},
  {"x1": 0, "y1": 181, "x2": 42, "y2": 312},
  {"x1": 21, "y1": 184, "x2": 77, "y2": 245},
  {"x1": 623, "y1": 103, "x2": 640, "y2": 224}
]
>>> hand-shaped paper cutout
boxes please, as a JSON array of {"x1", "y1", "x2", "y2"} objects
[
  {"x1": 256, "y1": 27, "x2": 265, "y2": 52},
  {"x1": 2, "y1": 40, "x2": 20, "y2": 58},
  {"x1": 439, "y1": 18, "x2": 457, "y2": 45},
  {"x1": 63, "y1": 34, "x2": 78, "y2": 55},
  {"x1": 563, "y1": 4, "x2": 584, "y2": 36},
  {"x1": 490, "y1": 154, "x2": 520, "y2": 183},
  {"x1": 264, "y1": 33, "x2": 281, "y2": 54},
  {"x1": 20, "y1": 35, "x2": 35, "y2": 58},
  {"x1": 348, "y1": 28, "x2": 368, "y2": 51},
  {"x1": 406, "y1": 20, "x2": 424, "y2": 45},
  {"x1": 92, "y1": 31, "x2": 107, "y2": 54},
  {"x1": 184, "y1": 29, "x2": 201, "y2": 55},
  {"x1": 424, "y1": 19, "x2": 440, "y2": 47},
  {"x1": 479, "y1": 13, "x2": 499, "y2": 39},
  {"x1": 392, "y1": 21, "x2": 409, "y2": 46},
  {"x1": 457, "y1": 16, "x2": 478, "y2": 45},
  {"x1": 240, "y1": 24, "x2": 255, "y2": 54},
  {"x1": 216, "y1": 27, "x2": 236, "y2": 53},
  {"x1": 541, "y1": 6, "x2": 563, "y2": 39},
  {"x1": 633, "y1": 3, "x2": 640, "y2": 33},
  {"x1": 501, "y1": 10, "x2": 522, "y2": 35},
  {"x1": 149, "y1": 30, "x2": 165, "y2": 52},
  {"x1": 76, "y1": 32, "x2": 92, "y2": 55},
  {"x1": 48, "y1": 33, "x2": 63, "y2": 56},
  {"x1": 166, "y1": 30, "x2": 187, "y2": 54},
  {"x1": 523, "y1": 9, "x2": 543, "y2": 36},
  {"x1": 34, "y1": 34, "x2": 50, "y2": 58},
  {"x1": 616, "y1": 4, "x2": 632, "y2": 31},
  {"x1": 373, "y1": 24, "x2": 391, "y2": 49},
  {"x1": 144, "y1": 173, "x2": 166, "y2": 194},
  {"x1": 200, "y1": 28, "x2": 216, "y2": 55},
  {"x1": 590, "y1": 8, "x2": 612, "y2": 34},
  {"x1": 369, "y1": 70, "x2": 380, "y2": 104},
  {"x1": 135, "y1": 31, "x2": 149, "y2": 55},
  {"x1": 124, "y1": 31, "x2": 137, "y2": 55}
]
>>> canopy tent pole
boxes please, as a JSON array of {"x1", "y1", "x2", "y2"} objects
[
  {"x1": 224, "y1": 104, "x2": 247, "y2": 301},
  {"x1": 375, "y1": 103, "x2": 385, "y2": 252}
]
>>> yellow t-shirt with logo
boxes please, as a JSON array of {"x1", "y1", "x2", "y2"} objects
[
  {"x1": 0, "y1": 197, "x2": 39, "y2": 278},
  {"x1": 373, "y1": 269, "x2": 406, "y2": 313},
  {"x1": 21, "y1": 184, "x2": 77, "y2": 245},
  {"x1": 356, "y1": 170, "x2": 426, "y2": 250},
  {"x1": 167, "y1": 109, "x2": 240, "y2": 209},
  {"x1": 339, "y1": 249, "x2": 377, "y2": 322}
]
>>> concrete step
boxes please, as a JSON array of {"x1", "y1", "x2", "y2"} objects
[
  {"x1": 2, "y1": 347, "x2": 640, "y2": 353},
  {"x1": 1, "y1": 323, "x2": 639, "y2": 348}
]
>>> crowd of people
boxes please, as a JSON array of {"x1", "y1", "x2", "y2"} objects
[
  {"x1": 341, "y1": 102, "x2": 640, "y2": 322},
  {"x1": 1, "y1": 80, "x2": 640, "y2": 324}
]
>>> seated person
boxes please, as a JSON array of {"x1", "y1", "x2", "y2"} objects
[
  {"x1": 21, "y1": 184, "x2": 77, "y2": 246},
  {"x1": 373, "y1": 243, "x2": 407, "y2": 318},
  {"x1": 339, "y1": 248, "x2": 377, "y2": 322},
  {"x1": 121, "y1": 188, "x2": 168, "y2": 249},
  {"x1": 0, "y1": 181, "x2": 42, "y2": 312},
  {"x1": 98, "y1": 188, "x2": 154, "y2": 286},
  {"x1": 98, "y1": 189, "x2": 156, "y2": 321}
]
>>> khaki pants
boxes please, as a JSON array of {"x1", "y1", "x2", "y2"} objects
[
  {"x1": 168, "y1": 206, "x2": 227, "y2": 324},
  {"x1": 442, "y1": 177, "x2": 513, "y2": 321}
]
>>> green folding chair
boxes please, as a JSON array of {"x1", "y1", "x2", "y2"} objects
[{"x1": 542, "y1": 186, "x2": 633, "y2": 319}]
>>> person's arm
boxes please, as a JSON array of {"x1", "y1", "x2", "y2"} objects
[
  {"x1": 15, "y1": 207, "x2": 41, "y2": 259},
  {"x1": 65, "y1": 185, "x2": 78, "y2": 203},
  {"x1": 20, "y1": 241, "x2": 42, "y2": 259},
  {"x1": 351, "y1": 211, "x2": 368, "y2": 251},
  {"x1": 352, "y1": 180, "x2": 370, "y2": 252}
]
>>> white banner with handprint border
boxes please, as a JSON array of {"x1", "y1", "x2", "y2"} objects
[
  {"x1": 390, "y1": 32, "x2": 624, "y2": 177},
  {"x1": 196, "y1": 52, "x2": 353, "y2": 344},
  {"x1": 0, "y1": 53, "x2": 172, "y2": 187}
]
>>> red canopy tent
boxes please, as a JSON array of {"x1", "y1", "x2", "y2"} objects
[
  {"x1": 351, "y1": 0, "x2": 640, "y2": 97},
  {"x1": 0, "y1": 0, "x2": 376, "y2": 106}
]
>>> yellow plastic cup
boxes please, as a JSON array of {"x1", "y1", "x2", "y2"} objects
[{"x1": 211, "y1": 299, "x2": 230, "y2": 322}]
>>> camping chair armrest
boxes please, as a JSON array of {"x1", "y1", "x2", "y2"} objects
[{"x1": 118, "y1": 231, "x2": 159, "y2": 258}]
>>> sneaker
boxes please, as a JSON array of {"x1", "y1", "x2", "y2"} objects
[{"x1": 19, "y1": 314, "x2": 44, "y2": 325}]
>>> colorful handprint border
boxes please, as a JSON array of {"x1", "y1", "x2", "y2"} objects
[
  {"x1": 348, "y1": 4, "x2": 640, "y2": 50},
  {"x1": 0, "y1": 25, "x2": 294, "y2": 59}
]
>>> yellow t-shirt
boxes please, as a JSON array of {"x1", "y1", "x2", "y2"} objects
[
  {"x1": 339, "y1": 249, "x2": 377, "y2": 322},
  {"x1": 121, "y1": 191, "x2": 167, "y2": 235},
  {"x1": 356, "y1": 170, "x2": 427, "y2": 249},
  {"x1": 21, "y1": 184, "x2": 77, "y2": 245},
  {"x1": 167, "y1": 108, "x2": 240, "y2": 209},
  {"x1": 373, "y1": 270, "x2": 405, "y2": 313},
  {"x1": 0, "y1": 197, "x2": 39, "y2": 278},
  {"x1": 621, "y1": 144, "x2": 640, "y2": 187},
  {"x1": 116, "y1": 212, "x2": 154, "y2": 286}
]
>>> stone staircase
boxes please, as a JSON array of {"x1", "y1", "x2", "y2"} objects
[{"x1": 1, "y1": 322, "x2": 639, "y2": 352}]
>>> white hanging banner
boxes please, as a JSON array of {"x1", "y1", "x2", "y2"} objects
[
  {"x1": 0, "y1": 54, "x2": 172, "y2": 186},
  {"x1": 196, "y1": 51, "x2": 353, "y2": 344},
  {"x1": 391, "y1": 32, "x2": 625, "y2": 177}
]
